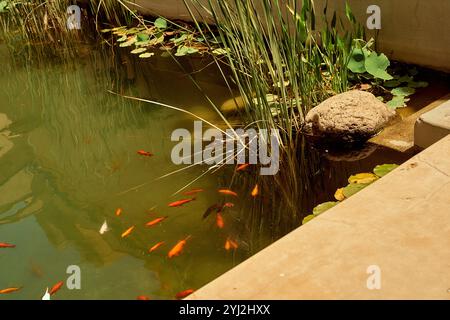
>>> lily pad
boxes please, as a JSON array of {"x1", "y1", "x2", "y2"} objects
[
  {"x1": 408, "y1": 81, "x2": 428, "y2": 88},
  {"x1": 313, "y1": 201, "x2": 338, "y2": 216},
  {"x1": 139, "y1": 52, "x2": 155, "y2": 58},
  {"x1": 347, "y1": 48, "x2": 366, "y2": 74},
  {"x1": 130, "y1": 48, "x2": 147, "y2": 54},
  {"x1": 383, "y1": 79, "x2": 401, "y2": 88},
  {"x1": 334, "y1": 188, "x2": 346, "y2": 201},
  {"x1": 348, "y1": 173, "x2": 378, "y2": 184},
  {"x1": 154, "y1": 18, "x2": 167, "y2": 30},
  {"x1": 391, "y1": 87, "x2": 416, "y2": 97},
  {"x1": 343, "y1": 183, "x2": 369, "y2": 198},
  {"x1": 364, "y1": 52, "x2": 393, "y2": 80},
  {"x1": 373, "y1": 164, "x2": 399, "y2": 177},
  {"x1": 302, "y1": 214, "x2": 316, "y2": 225},
  {"x1": 119, "y1": 37, "x2": 137, "y2": 47},
  {"x1": 387, "y1": 95, "x2": 407, "y2": 108}
]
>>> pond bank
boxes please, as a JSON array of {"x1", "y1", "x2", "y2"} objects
[{"x1": 188, "y1": 134, "x2": 450, "y2": 299}]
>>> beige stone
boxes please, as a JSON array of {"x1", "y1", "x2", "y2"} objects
[
  {"x1": 188, "y1": 135, "x2": 450, "y2": 299},
  {"x1": 305, "y1": 90, "x2": 395, "y2": 142}
]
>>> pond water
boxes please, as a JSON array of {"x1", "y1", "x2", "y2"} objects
[{"x1": 0, "y1": 40, "x2": 415, "y2": 299}]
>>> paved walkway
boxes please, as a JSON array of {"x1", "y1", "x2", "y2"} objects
[{"x1": 189, "y1": 135, "x2": 450, "y2": 299}]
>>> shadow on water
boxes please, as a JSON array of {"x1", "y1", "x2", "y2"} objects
[{"x1": 0, "y1": 36, "x2": 415, "y2": 299}]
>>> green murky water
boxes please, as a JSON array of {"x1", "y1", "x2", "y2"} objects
[{"x1": 0, "y1": 41, "x2": 414, "y2": 300}]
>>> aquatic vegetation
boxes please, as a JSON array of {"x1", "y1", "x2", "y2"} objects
[
  {"x1": 302, "y1": 163, "x2": 399, "y2": 225},
  {"x1": 100, "y1": 17, "x2": 224, "y2": 58}
]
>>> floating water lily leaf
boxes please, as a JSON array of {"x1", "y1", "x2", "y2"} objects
[
  {"x1": 334, "y1": 188, "x2": 346, "y2": 201},
  {"x1": 343, "y1": 183, "x2": 369, "y2": 198},
  {"x1": 302, "y1": 214, "x2": 316, "y2": 225},
  {"x1": 172, "y1": 34, "x2": 187, "y2": 44},
  {"x1": 391, "y1": 87, "x2": 416, "y2": 97},
  {"x1": 137, "y1": 33, "x2": 150, "y2": 42},
  {"x1": 313, "y1": 201, "x2": 338, "y2": 216},
  {"x1": 119, "y1": 37, "x2": 137, "y2": 47},
  {"x1": 383, "y1": 79, "x2": 401, "y2": 88},
  {"x1": 154, "y1": 17, "x2": 167, "y2": 30},
  {"x1": 348, "y1": 173, "x2": 378, "y2": 184},
  {"x1": 347, "y1": 48, "x2": 366, "y2": 73},
  {"x1": 117, "y1": 35, "x2": 128, "y2": 42},
  {"x1": 149, "y1": 34, "x2": 164, "y2": 46},
  {"x1": 408, "y1": 81, "x2": 428, "y2": 88},
  {"x1": 0, "y1": 1, "x2": 7, "y2": 12},
  {"x1": 175, "y1": 46, "x2": 198, "y2": 56},
  {"x1": 130, "y1": 48, "x2": 147, "y2": 54},
  {"x1": 373, "y1": 164, "x2": 399, "y2": 177},
  {"x1": 139, "y1": 52, "x2": 155, "y2": 58},
  {"x1": 364, "y1": 52, "x2": 393, "y2": 80},
  {"x1": 387, "y1": 95, "x2": 407, "y2": 108}
]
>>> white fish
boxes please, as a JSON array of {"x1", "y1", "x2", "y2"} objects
[
  {"x1": 42, "y1": 287, "x2": 50, "y2": 300},
  {"x1": 99, "y1": 220, "x2": 110, "y2": 234}
]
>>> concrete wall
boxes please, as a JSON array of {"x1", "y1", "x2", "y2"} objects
[{"x1": 129, "y1": 0, "x2": 450, "y2": 72}]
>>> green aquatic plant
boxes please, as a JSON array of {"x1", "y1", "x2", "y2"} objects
[
  {"x1": 302, "y1": 163, "x2": 399, "y2": 225},
  {"x1": 100, "y1": 17, "x2": 225, "y2": 58}
]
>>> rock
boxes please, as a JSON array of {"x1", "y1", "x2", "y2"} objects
[{"x1": 305, "y1": 90, "x2": 395, "y2": 143}]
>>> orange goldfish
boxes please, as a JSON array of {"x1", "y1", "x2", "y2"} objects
[
  {"x1": 49, "y1": 281, "x2": 64, "y2": 295},
  {"x1": 236, "y1": 163, "x2": 250, "y2": 171},
  {"x1": 223, "y1": 202, "x2": 234, "y2": 208},
  {"x1": 183, "y1": 188, "x2": 204, "y2": 196},
  {"x1": 0, "y1": 287, "x2": 21, "y2": 294},
  {"x1": 168, "y1": 198, "x2": 195, "y2": 207},
  {"x1": 145, "y1": 216, "x2": 168, "y2": 227},
  {"x1": 168, "y1": 236, "x2": 191, "y2": 258},
  {"x1": 121, "y1": 225, "x2": 135, "y2": 238},
  {"x1": 251, "y1": 184, "x2": 259, "y2": 197},
  {"x1": 216, "y1": 213, "x2": 224, "y2": 229},
  {"x1": 225, "y1": 238, "x2": 238, "y2": 251},
  {"x1": 175, "y1": 289, "x2": 194, "y2": 299},
  {"x1": 115, "y1": 208, "x2": 123, "y2": 216},
  {"x1": 148, "y1": 241, "x2": 165, "y2": 253},
  {"x1": 0, "y1": 242, "x2": 15, "y2": 248},
  {"x1": 218, "y1": 189, "x2": 238, "y2": 197},
  {"x1": 137, "y1": 295, "x2": 151, "y2": 300},
  {"x1": 137, "y1": 150, "x2": 153, "y2": 157}
]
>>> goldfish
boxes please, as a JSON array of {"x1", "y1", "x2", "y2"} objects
[
  {"x1": 202, "y1": 203, "x2": 222, "y2": 220},
  {"x1": 49, "y1": 281, "x2": 64, "y2": 295},
  {"x1": 148, "y1": 241, "x2": 165, "y2": 253},
  {"x1": 223, "y1": 202, "x2": 234, "y2": 208},
  {"x1": 115, "y1": 208, "x2": 123, "y2": 216},
  {"x1": 0, "y1": 287, "x2": 21, "y2": 294},
  {"x1": 175, "y1": 289, "x2": 194, "y2": 300},
  {"x1": 168, "y1": 198, "x2": 195, "y2": 207},
  {"x1": 216, "y1": 213, "x2": 224, "y2": 229},
  {"x1": 137, "y1": 295, "x2": 151, "y2": 300},
  {"x1": 137, "y1": 150, "x2": 153, "y2": 157},
  {"x1": 121, "y1": 225, "x2": 135, "y2": 238},
  {"x1": 183, "y1": 188, "x2": 204, "y2": 196},
  {"x1": 236, "y1": 163, "x2": 250, "y2": 171},
  {"x1": 0, "y1": 242, "x2": 16, "y2": 248},
  {"x1": 168, "y1": 236, "x2": 191, "y2": 258},
  {"x1": 145, "y1": 216, "x2": 168, "y2": 227},
  {"x1": 218, "y1": 189, "x2": 238, "y2": 197},
  {"x1": 225, "y1": 238, "x2": 238, "y2": 251},
  {"x1": 251, "y1": 184, "x2": 259, "y2": 197}
]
